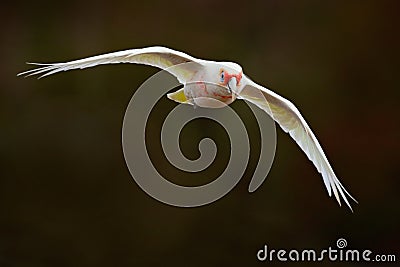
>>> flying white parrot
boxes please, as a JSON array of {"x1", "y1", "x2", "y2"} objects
[{"x1": 18, "y1": 46, "x2": 357, "y2": 210}]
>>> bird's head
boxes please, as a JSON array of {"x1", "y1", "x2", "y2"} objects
[
  {"x1": 186, "y1": 61, "x2": 244, "y2": 108},
  {"x1": 218, "y1": 62, "x2": 243, "y2": 94}
]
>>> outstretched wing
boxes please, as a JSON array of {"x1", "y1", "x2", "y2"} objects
[
  {"x1": 239, "y1": 77, "x2": 357, "y2": 211},
  {"x1": 17, "y1": 46, "x2": 202, "y2": 82}
]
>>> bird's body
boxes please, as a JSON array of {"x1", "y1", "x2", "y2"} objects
[
  {"x1": 176, "y1": 61, "x2": 242, "y2": 107},
  {"x1": 18, "y1": 46, "x2": 357, "y2": 210}
]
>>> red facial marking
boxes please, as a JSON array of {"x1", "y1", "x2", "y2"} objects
[{"x1": 221, "y1": 69, "x2": 242, "y2": 86}]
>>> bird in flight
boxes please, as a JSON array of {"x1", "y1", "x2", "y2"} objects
[{"x1": 18, "y1": 46, "x2": 357, "y2": 211}]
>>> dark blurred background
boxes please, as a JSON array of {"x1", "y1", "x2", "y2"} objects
[{"x1": 1, "y1": 1, "x2": 399, "y2": 266}]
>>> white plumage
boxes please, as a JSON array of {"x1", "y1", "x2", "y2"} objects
[{"x1": 18, "y1": 46, "x2": 357, "y2": 211}]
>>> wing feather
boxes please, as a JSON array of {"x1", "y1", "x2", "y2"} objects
[
  {"x1": 239, "y1": 78, "x2": 357, "y2": 211},
  {"x1": 18, "y1": 46, "x2": 202, "y2": 82}
]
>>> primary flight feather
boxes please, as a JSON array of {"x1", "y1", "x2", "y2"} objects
[{"x1": 18, "y1": 46, "x2": 357, "y2": 210}]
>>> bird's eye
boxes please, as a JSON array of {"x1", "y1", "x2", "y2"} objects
[{"x1": 220, "y1": 71, "x2": 225, "y2": 83}]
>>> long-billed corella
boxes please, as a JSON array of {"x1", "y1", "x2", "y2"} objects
[{"x1": 18, "y1": 46, "x2": 357, "y2": 211}]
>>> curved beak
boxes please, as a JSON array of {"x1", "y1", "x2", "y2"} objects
[{"x1": 227, "y1": 77, "x2": 237, "y2": 95}]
